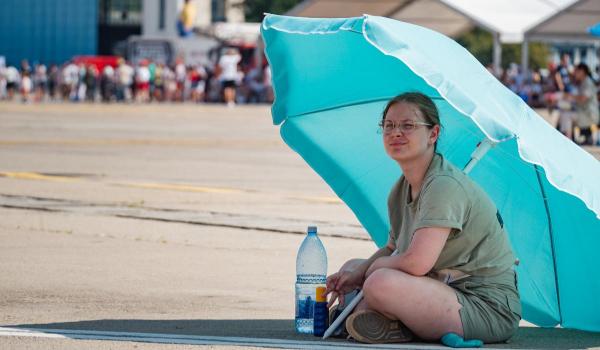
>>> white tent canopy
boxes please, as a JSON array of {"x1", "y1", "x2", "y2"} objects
[
  {"x1": 286, "y1": 0, "x2": 578, "y2": 71},
  {"x1": 439, "y1": 0, "x2": 576, "y2": 44},
  {"x1": 526, "y1": 0, "x2": 600, "y2": 43},
  {"x1": 523, "y1": 0, "x2": 600, "y2": 72},
  {"x1": 387, "y1": 0, "x2": 474, "y2": 38}
]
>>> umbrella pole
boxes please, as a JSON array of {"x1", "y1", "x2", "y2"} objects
[
  {"x1": 463, "y1": 139, "x2": 496, "y2": 174},
  {"x1": 534, "y1": 164, "x2": 563, "y2": 325}
]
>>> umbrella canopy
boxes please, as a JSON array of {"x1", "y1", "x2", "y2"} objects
[
  {"x1": 262, "y1": 14, "x2": 600, "y2": 332},
  {"x1": 589, "y1": 22, "x2": 600, "y2": 36}
]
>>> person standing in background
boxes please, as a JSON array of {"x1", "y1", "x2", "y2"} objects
[
  {"x1": 135, "y1": 60, "x2": 151, "y2": 103},
  {"x1": 0, "y1": 64, "x2": 7, "y2": 100},
  {"x1": 553, "y1": 54, "x2": 575, "y2": 137},
  {"x1": 174, "y1": 59, "x2": 186, "y2": 102},
  {"x1": 20, "y1": 71, "x2": 32, "y2": 103},
  {"x1": 85, "y1": 64, "x2": 99, "y2": 102},
  {"x1": 76, "y1": 62, "x2": 87, "y2": 101},
  {"x1": 5, "y1": 65, "x2": 20, "y2": 101},
  {"x1": 100, "y1": 65, "x2": 116, "y2": 102},
  {"x1": 572, "y1": 63, "x2": 599, "y2": 145},
  {"x1": 558, "y1": 63, "x2": 599, "y2": 144},
  {"x1": 244, "y1": 65, "x2": 266, "y2": 103},
  {"x1": 117, "y1": 59, "x2": 134, "y2": 102},
  {"x1": 33, "y1": 64, "x2": 48, "y2": 102},
  {"x1": 20, "y1": 59, "x2": 31, "y2": 75},
  {"x1": 190, "y1": 64, "x2": 207, "y2": 103},
  {"x1": 218, "y1": 48, "x2": 242, "y2": 107},
  {"x1": 148, "y1": 60, "x2": 156, "y2": 101},
  {"x1": 163, "y1": 64, "x2": 177, "y2": 102},
  {"x1": 555, "y1": 53, "x2": 573, "y2": 94},
  {"x1": 153, "y1": 63, "x2": 165, "y2": 102},
  {"x1": 263, "y1": 64, "x2": 273, "y2": 103},
  {"x1": 48, "y1": 64, "x2": 59, "y2": 100},
  {"x1": 62, "y1": 61, "x2": 79, "y2": 101}
]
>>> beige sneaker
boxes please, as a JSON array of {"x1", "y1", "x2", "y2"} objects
[{"x1": 346, "y1": 310, "x2": 413, "y2": 344}]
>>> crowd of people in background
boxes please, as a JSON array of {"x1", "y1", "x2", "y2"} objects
[
  {"x1": 0, "y1": 49, "x2": 273, "y2": 107},
  {"x1": 1, "y1": 52, "x2": 599, "y2": 146},
  {"x1": 493, "y1": 54, "x2": 600, "y2": 146}
]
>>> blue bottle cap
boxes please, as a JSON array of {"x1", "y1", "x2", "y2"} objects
[{"x1": 307, "y1": 226, "x2": 317, "y2": 234}]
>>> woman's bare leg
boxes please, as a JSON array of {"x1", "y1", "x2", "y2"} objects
[{"x1": 361, "y1": 268, "x2": 463, "y2": 341}]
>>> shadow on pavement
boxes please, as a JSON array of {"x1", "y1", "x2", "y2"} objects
[
  {"x1": 10, "y1": 319, "x2": 600, "y2": 349},
  {"x1": 11, "y1": 319, "x2": 335, "y2": 342}
]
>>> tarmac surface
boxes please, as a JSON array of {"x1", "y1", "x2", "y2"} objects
[{"x1": 1, "y1": 102, "x2": 599, "y2": 350}]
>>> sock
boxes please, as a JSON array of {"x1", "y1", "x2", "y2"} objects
[{"x1": 441, "y1": 332, "x2": 483, "y2": 348}]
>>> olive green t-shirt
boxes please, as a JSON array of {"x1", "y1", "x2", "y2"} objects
[{"x1": 387, "y1": 153, "x2": 515, "y2": 277}]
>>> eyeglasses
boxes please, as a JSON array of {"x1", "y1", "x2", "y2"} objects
[{"x1": 378, "y1": 120, "x2": 432, "y2": 135}]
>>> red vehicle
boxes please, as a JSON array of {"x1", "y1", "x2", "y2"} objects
[{"x1": 71, "y1": 56, "x2": 121, "y2": 71}]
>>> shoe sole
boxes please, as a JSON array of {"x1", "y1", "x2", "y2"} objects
[{"x1": 346, "y1": 310, "x2": 412, "y2": 344}]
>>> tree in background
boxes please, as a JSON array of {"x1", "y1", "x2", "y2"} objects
[
  {"x1": 244, "y1": 0, "x2": 303, "y2": 22},
  {"x1": 456, "y1": 27, "x2": 551, "y2": 71}
]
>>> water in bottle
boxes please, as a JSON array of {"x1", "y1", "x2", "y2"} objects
[{"x1": 295, "y1": 225, "x2": 327, "y2": 334}]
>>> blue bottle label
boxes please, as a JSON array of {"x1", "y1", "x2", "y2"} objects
[
  {"x1": 296, "y1": 295, "x2": 314, "y2": 319},
  {"x1": 313, "y1": 301, "x2": 328, "y2": 337}
]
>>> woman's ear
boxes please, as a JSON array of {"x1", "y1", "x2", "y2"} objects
[{"x1": 429, "y1": 124, "x2": 440, "y2": 145}]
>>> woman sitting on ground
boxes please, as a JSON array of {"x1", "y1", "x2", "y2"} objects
[{"x1": 325, "y1": 92, "x2": 521, "y2": 345}]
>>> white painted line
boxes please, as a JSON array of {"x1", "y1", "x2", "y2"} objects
[{"x1": 0, "y1": 327, "x2": 520, "y2": 350}]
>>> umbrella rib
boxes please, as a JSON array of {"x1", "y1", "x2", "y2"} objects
[
  {"x1": 534, "y1": 164, "x2": 563, "y2": 325},
  {"x1": 287, "y1": 96, "x2": 446, "y2": 120},
  {"x1": 456, "y1": 128, "x2": 545, "y2": 197}
]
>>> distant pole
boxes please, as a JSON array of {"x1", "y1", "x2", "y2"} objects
[
  {"x1": 493, "y1": 32, "x2": 502, "y2": 76},
  {"x1": 521, "y1": 39, "x2": 529, "y2": 75}
]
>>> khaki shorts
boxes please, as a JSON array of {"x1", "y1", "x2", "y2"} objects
[{"x1": 451, "y1": 269, "x2": 521, "y2": 343}]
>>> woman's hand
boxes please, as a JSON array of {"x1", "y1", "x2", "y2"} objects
[{"x1": 324, "y1": 268, "x2": 364, "y2": 308}]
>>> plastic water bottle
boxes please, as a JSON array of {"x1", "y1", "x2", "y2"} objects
[{"x1": 295, "y1": 226, "x2": 327, "y2": 334}]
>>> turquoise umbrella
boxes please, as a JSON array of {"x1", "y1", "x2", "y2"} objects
[
  {"x1": 262, "y1": 14, "x2": 600, "y2": 332},
  {"x1": 590, "y1": 22, "x2": 600, "y2": 36}
]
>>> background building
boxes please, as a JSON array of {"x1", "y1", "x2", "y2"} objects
[
  {"x1": 0, "y1": 0, "x2": 245, "y2": 66},
  {"x1": 142, "y1": 0, "x2": 245, "y2": 38},
  {"x1": 98, "y1": 0, "x2": 143, "y2": 57},
  {"x1": 0, "y1": 0, "x2": 99, "y2": 66}
]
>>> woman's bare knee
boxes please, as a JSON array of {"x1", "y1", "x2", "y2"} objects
[
  {"x1": 364, "y1": 271, "x2": 463, "y2": 339},
  {"x1": 363, "y1": 268, "x2": 409, "y2": 311}
]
